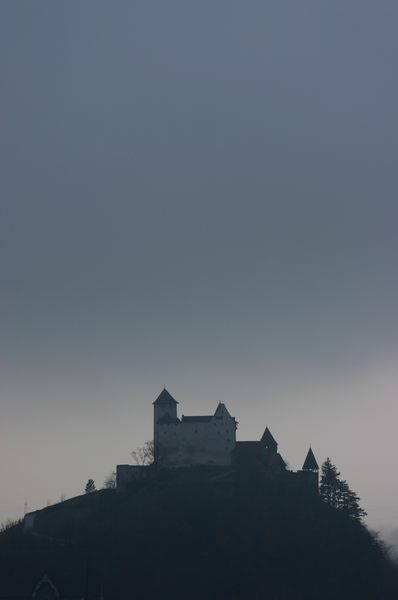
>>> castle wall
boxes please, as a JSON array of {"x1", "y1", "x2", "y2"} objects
[
  {"x1": 157, "y1": 412, "x2": 236, "y2": 467},
  {"x1": 116, "y1": 464, "x2": 150, "y2": 491},
  {"x1": 294, "y1": 469, "x2": 319, "y2": 494}
]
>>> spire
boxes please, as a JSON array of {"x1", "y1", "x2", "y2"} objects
[
  {"x1": 214, "y1": 402, "x2": 231, "y2": 417},
  {"x1": 152, "y1": 388, "x2": 178, "y2": 405},
  {"x1": 261, "y1": 427, "x2": 278, "y2": 451},
  {"x1": 302, "y1": 447, "x2": 319, "y2": 471}
]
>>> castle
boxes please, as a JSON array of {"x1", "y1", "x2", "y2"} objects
[
  {"x1": 117, "y1": 388, "x2": 319, "y2": 490},
  {"x1": 154, "y1": 388, "x2": 236, "y2": 467}
]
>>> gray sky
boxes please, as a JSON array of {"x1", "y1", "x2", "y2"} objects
[{"x1": 1, "y1": 1, "x2": 397, "y2": 532}]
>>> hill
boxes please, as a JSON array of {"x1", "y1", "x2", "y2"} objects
[{"x1": 1, "y1": 473, "x2": 397, "y2": 599}]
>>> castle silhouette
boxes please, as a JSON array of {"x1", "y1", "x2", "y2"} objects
[{"x1": 117, "y1": 388, "x2": 319, "y2": 491}]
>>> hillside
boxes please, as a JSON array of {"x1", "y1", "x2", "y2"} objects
[{"x1": 1, "y1": 474, "x2": 397, "y2": 599}]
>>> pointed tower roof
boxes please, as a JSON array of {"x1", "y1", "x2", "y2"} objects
[
  {"x1": 214, "y1": 402, "x2": 232, "y2": 417},
  {"x1": 153, "y1": 388, "x2": 178, "y2": 405},
  {"x1": 261, "y1": 427, "x2": 277, "y2": 447},
  {"x1": 302, "y1": 447, "x2": 319, "y2": 471}
]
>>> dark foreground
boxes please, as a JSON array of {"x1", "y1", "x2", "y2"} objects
[{"x1": 1, "y1": 473, "x2": 397, "y2": 599}]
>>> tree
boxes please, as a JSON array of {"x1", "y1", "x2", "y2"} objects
[
  {"x1": 0, "y1": 518, "x2": 20, "y2": 533},
  {"x1": 85, "y1": 479, "x2": 96, "y2": 494},
  {"x1": 131, "y1": 440, "x2": 154, "y2": 466},
  {"x1": 320, "y1": 458, "x2": 366, "y2": 521},
  {"x1": 319, "y1": 457, "x2": 340, "y2": 508},
  {"x1": 337, "y1": 479, "x2": 367, "y2": 522},
  {"x1": 104, "y1": 471, "x2": 117, "y2": 489}
]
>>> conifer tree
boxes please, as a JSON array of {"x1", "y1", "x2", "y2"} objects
[
  {"x1": 319, "y1": 457, "x2": 340, "y2": 509},
  {"x1": 337, "y1": 479, "x2": 367, "y2": 521},
  {"x1": 320, "y1": 458, "x2": 366, "y2": 521},
  {"x1": 85, "y1": 479, "x2": 96, "y2": 494}
]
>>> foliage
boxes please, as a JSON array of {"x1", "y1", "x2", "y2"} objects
[
  {"x1": 103, "y1": 471, "x2": 116, "y2": 489},
  {"x1": 0, "y1": 519, "x2": 20, "y2": 533},
  {"x1": 84, "y1": 479, "x2": 96, "y2": 494},
  {"x1": 131, "y1": 440, "x2": 154, "y2": 466},
  {"x1": 320, "y1": 457, "x2": 367, "y2": 521}
]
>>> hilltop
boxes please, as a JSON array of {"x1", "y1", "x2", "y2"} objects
[{"x1": 1, "y1": 472, "x2": 397, "y2": 599}]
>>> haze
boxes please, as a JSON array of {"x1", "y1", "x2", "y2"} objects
[{"x1": 0, "y1": 1, "x2": 397, "y2": 534}]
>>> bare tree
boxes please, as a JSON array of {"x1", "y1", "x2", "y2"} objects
[
  {"x1": 131, "y1": 440, "x2": 154, "y2": 466},
  {"x1": 104, "y1": 471, "x2": 117, "y2": 489}
]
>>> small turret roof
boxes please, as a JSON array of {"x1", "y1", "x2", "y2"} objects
[
  {"x1": 302, "y1": 447, "x2": 319, "y2": 471},
  {"x1": 261, "y1": 427, "x2": 277, "y2": 447},
  {"x1": 214, "y1": 402, "x2": 232, "y2": 417},
  {"x1": 153, "y1": 388, "x2": 178, "y2": 405}
]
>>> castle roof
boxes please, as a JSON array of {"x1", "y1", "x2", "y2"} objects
[
  {"x1": 153, "y1": 388, "x2": 178, "y2": 405},
  {"x1": 261, "y1": 427, "x2": 277, "y2": 447},
  {"x1": 181, "y1": 415, "x2": 212, "y2": 423},
  {"x1": 302, "y1": 447, "x2": 319, "y2": 471},
  {"x1": 214, "y1": 402, "x2": 231, "y2": 416},
  {"x1": 181, "y1": 402, "x2": 234, "y2": 423},
  {"x1": 274, "y1": 453, "x2": 287, "y2": 469}
]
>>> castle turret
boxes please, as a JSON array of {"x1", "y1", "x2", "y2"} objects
[
  {"x1": 153, "y1": 388, "x2": 178, "y2": 462},
  {"x1": 301, "y1": 446, "x2": 319, "y2": 493},
  {"x1": 261, "y1": 427, "x2": 278, "y2": 453},
  {"x1": 302, "y1": 447, "x2": 319, "y2": 472}
]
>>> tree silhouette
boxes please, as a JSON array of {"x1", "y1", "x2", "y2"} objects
[
  {"x1": 131, "y1": 440, "x2": 154, "y2": 466},
  {"x1": 320, "y1": 458, "x2": 366, "y2": 521},
  {"x1": 84, "y1": 479, "x2": 96, "y2": 494},
  {"x1": 0, "y1": 518, "x2": 20, "y2": 532},
  {"x1": 320, "y1": 457, "x2": 340, "y2": 508},
  {"x1": 337, "y1": 479, "x2": 367, "y2": 521},
  {"x1": 103, "y1": 471, "x2": 116, "y2": 489}
]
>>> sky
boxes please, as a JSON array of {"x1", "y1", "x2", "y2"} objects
[{"x1": 0, "y1": 1, "x2": 397, "y2": 534}]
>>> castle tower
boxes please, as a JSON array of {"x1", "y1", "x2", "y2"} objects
[
  {"x1": 302, "y1": 446, "x2": 319, "y2": 493},
  {"x1": 261, "y1": 427, "x2": 278, "y2": 453},
  {"x1": 302, "y1": 447, "x2": 319, "y2": 472},
  {"x1": 153, "y1": 388, "x2": 178, "y2": 461}
]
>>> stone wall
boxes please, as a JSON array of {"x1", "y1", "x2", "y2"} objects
[
  {"x1": 157, "y1": 408, "x2": 236, "y2": 467},
  {"x1": 116, "y1": 464, "x2": 150, "y2": 491}
]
